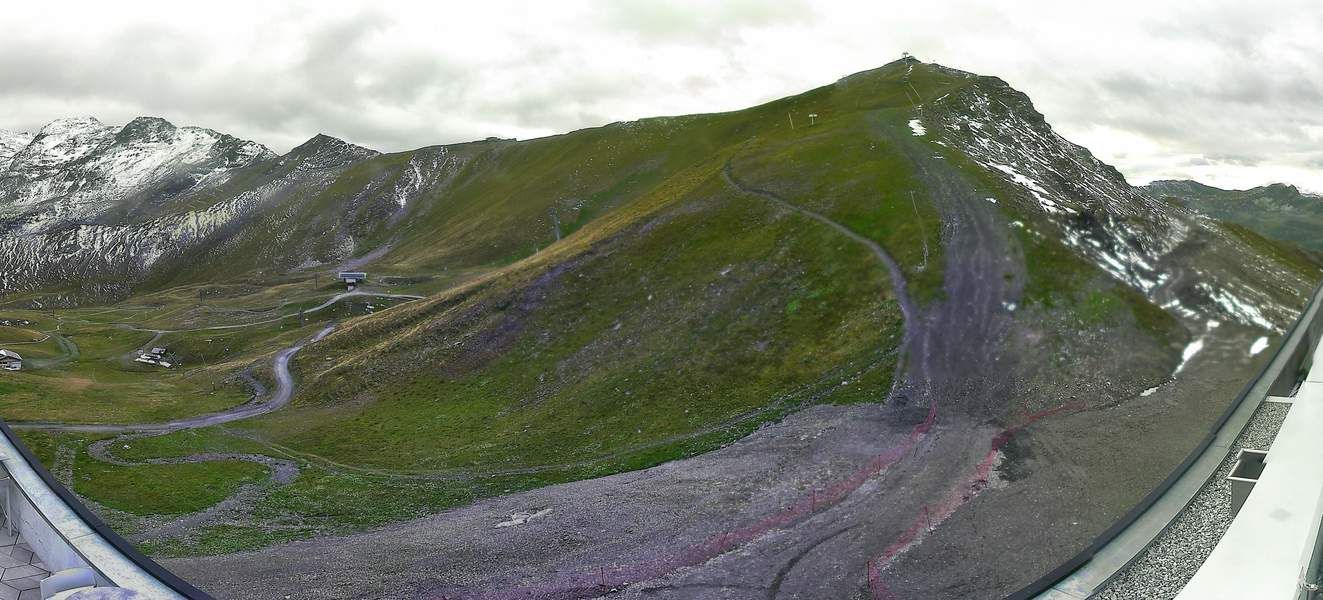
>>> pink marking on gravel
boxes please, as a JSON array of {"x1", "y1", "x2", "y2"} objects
[
  {"x1": 446, "y1": 400, "x2": 942, "y2": 600},
  {"x1": 867, "y1": 402, "x2": 1085, "y2": 600}
]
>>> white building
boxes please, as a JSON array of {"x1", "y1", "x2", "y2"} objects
[
  {"x1": 0, "y1": 349, "x2": 21, "y2": 371},
  {"x1": 134, "y1": 347, "x2": 173, "y2": 368},
  {"x1": 337, "y1": 271, "x2": 367, "y2": 290}
]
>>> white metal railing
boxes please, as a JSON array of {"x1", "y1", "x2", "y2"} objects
[
  {"x1": 1179, "y1": 313, "x2": 1323, "y2": 599},
  {"x1": 0, "y1": 422, "x2": 205, "y2": 599}
]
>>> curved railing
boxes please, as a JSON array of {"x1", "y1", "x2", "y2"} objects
[
  {"x1": 0, "y1": 419, "x2": 211, "y2": 599},
  {"x1": 1012, "y1": 278, "x2": 1323, "y2": 599}
]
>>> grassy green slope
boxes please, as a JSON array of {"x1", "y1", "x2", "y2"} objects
[
  {"x1": 376, "y1": 60, "x2": 963, "y2": 290},
  {"x1": 1219, "y1": 221, "x2": 1323, "y2": 282},
  {"x1": 139, "y1": 61, "x2": 973, "y2": 301},
  {"x1": 258, "y1": 179, "x2": 900, "y2": 470},
  {"x1": 1147, "y1": 180, "x2": 1323, "y2": 254},
  {"x1": 0, "y1": 319, "x2": 250, "y2": 424},
  {"x1": 223, "y1": 60, "x2": 986, "y2": 473}
]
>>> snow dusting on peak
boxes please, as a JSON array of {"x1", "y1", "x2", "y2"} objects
[
  {"x1": 0, "y1": 116, "x2": 274, "y2": 233},
  {"x1": 37, "y1": 116, "x2": 106, "y2": 135},
  {"x1": 285, "y1": 134, "x2": 378, "y2": 171},
  {"x1": 924, "y1": 77, "x2": 1307, "y2": 332},
  {"x1": 9, "y1": 117, "x2": 116, "y2": 172}
]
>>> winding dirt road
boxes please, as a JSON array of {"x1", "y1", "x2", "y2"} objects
[
  {"x1": 13, "y1": 290, "x2": 422, "y2": 434},
  {"x1": 13, "y1": 323, "x2": 337, "y2": 434},
  {"x1": 87, "y1": 434, "x2": 301, "y2": 543},
  {"x1": 11, "y1": 292, "x2": 426, "y2": 554}
]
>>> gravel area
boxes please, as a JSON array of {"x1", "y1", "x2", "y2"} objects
[{"x1": 1095, "y1": 400, "x2": 1292, "y2": 600}]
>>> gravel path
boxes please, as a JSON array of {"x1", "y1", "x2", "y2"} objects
[
  {"x1": 1094, "y1": 400, "x2": 1292, "y2": 600},
  {"x1": 11, "y1": 323, "x2": 337, "y2": 434},
  {"x1": 23, "y1": 331, "x2": 78, "y2": 369}
]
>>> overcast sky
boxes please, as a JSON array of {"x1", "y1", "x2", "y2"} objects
[{"x1": 3, "y1": 0, "x2": 1322, "y2": 191}]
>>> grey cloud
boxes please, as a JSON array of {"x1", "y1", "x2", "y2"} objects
[
  {"x1": 597, "y1": 0, "x2": 815, "y2": 43},
  {"x1": 1204, "y1": 153, "x2": 1262, "y2": 167},
  {"x1": 2, "y1": 1, "x2": 1323, "y2": 191}
]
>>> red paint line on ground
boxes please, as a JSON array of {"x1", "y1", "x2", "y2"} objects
[
  {"x1": 867, "y1": 402, "x2": 1085, "y2": 600},
  {"x1": 447, "y1": 400, "x2": 941, "y2": 600}
]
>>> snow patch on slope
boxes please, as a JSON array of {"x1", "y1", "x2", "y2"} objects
[
  {"x1": 925, "y1": 81, "x2": 1303, "y2": 331},
  {"x1": 1249, "y1": 336, "x2": 1269, "y2": 356}
]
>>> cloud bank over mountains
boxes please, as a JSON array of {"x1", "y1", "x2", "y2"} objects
[{"x1": 4, "y1": 0, "x2": 1322, "y2": 191}]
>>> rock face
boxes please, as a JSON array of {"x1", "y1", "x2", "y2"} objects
[
  {"x1": 0, "y1": 116, "x2": 273, "y2": 232},
  {"x1": 914, "y1": 69, "x2": 1313, "y2": 331},
  {"x1": 0, "y1": 129, "x2": 34, "y2": 168}
]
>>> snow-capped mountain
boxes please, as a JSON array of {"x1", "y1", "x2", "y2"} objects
[{"x1": 0, "y1": 116, "x2": 273, "y2": 233}]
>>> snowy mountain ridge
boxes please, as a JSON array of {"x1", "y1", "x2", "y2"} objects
[
  {"x1": 914, "y1": 73, "x2": 1309, "y2": 332},
  {"x1": 0, "y1": 120, "x2": 415, "y2": 302},
  {"x1": 0, "y1": 116, "x2": 273, "y2": 233}
]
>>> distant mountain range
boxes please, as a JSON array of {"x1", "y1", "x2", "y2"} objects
[
  {"x1": 1, "y1": 61, "x2": 1315, "y2": 332},
  {"x1": 1145, "y1": 179, "x2": 1323, "y2": 254}
]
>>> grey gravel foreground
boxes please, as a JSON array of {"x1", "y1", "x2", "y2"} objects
[{"x1": 1095, "y1": 400, "x2": 1291, "y2": 600}]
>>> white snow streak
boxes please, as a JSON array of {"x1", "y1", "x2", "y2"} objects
[
  {"x1": 1173, "y1": 337, "x2": 1206, "y2": 376},
  {"x1": 1249, "y1": 336, "x2": 1270, "y2": 356}
]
